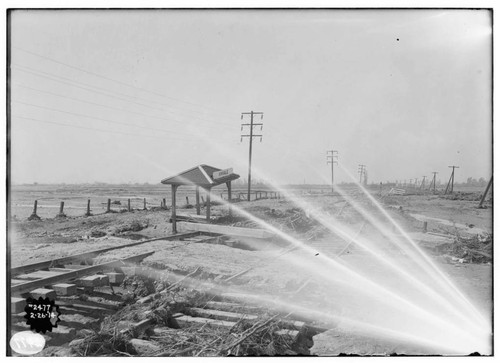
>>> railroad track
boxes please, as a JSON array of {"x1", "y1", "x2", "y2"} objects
[
  {"x1": 10, "y1": 231, "x2": 234, "y2": 308},
  {"x1": 9, "y1": 231, "x2": 327, "y2": 356}
]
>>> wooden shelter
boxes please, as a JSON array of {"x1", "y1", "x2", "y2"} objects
[{"x1": 161, "y1": 165, "x2": 240, "y2": 233}]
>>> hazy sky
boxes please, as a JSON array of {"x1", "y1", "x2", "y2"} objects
[{"x1": 10, "y1": 9, "x2": 492, "y2": 185}]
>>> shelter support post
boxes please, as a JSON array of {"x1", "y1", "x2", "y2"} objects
[
  {"x1": 206, "y1": 188, "x2": 211, "y2": 222},
  {"x1": 226, "y1": 181, "x2": 232, "y2": 216},
  {"x1": 196, "y1": 186, "x2": 200, "y2": 215},
  {"x1": 171, "y1": 185, "x2": 178, "y2": 234}
]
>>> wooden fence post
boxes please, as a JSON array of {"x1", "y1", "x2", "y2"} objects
[
  {"x1": 186, "y1": 196, "x2": 189, "y2": 205},
  {"x1": 28, "y1": 200, "x2": 41, "y2": 220},
  {"x1": 128, "y1": 199, "x2": 131, "y2": 212},
  {"x1": 57, "y1": 201, "x2": 66, "y2": 218},
  {"x1": 143, "y1": 198, "x2": 147, "y2": 210},
  {"x1": 85, "y1": 199, "x2": 91, "y2": 216},
  {"x1": 107, "y1": 199, "x2": 111, "y2": 213}
]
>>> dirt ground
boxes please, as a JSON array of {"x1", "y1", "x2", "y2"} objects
[{"x1": 8, "y1": 189, "x2": 493, "y2": 356}]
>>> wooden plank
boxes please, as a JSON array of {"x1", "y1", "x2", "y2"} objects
[
  {"x1": 467, "y1": 249, "x2": 492, "y2": 259},
  {"x1": 175, "y1": 214, "x2": 214, "y2": 223},
  {"x1": 11, "y1": 251, "x2": 155, "y2": 296},
  {"x1": 177, "y1": 222, "x2": 274, "y2": 239},
  {"x1": 187, "y1": 307, "x2": 258, "y2": 322},
  {"x1": 10, "y1": 232, "x2": 199, "y2": 275},
  {"x1": 203, "y1": 301, "x2": 263, "y2": 314},
  {"x1": 171, "y1": 313, "x2": 236, "y2": 329},
  {"x1": 63, "y1": 265, "x2": 89, "y2": 270},
  {"x1": 49, "y1": 268, "x2": 76, "y2": 273},
  {"x1": 17, "y1": 270, "x2": 64, "y2": 280},
  {"x1": 11, "y1": 279, "x2": 28, "y2": 286}
]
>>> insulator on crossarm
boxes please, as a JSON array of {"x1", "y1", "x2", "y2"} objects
[
  {"x1": 261, "y1": 114, "x2": 263, "y2": 119},
  {"x1": 260, "y1": 137, "x2": 262, "y2": 142},
  {"x1": 240, "y1": 137, "x2": 243, "y2": 142},
  {"x1": 241, "y1": 114, "x2": 243, "y2": 120}
]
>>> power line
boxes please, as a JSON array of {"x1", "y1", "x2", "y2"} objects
[
  {"x1": 12, "y1": 99, "x2": 236, "y2": 142},
  {"x1": 240, "y1": 111, "x2": 263, "y2": 201},
  {"x1": 12, "y1": 115, "x2": 191, "y2": 141},
  {"x1": 13, "y1": 46, "x2": 236, "y2": 117},
  {"x1": 12, "y1": 82, "x2": 234, "y2": 133},
  {"x1": 12, "y1": 66, "x2": 235, "y2": 128}
]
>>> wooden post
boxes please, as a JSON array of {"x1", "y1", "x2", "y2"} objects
[
  {"x1": 163, "y1": 198, "x2": 167, "y2": 209},
  {"x1": 478, "y1": 176, "x2": 493, "y2": 208},
  {"x1": 85, "y1": 199, "x2": 91, "y2": 216},
  {"x1": 226, "y1": 181, "x2": 232, "y2": 216},
  {"x1": 196, "y1": 186, "x2": 201, "y2": 215},
  {"x1": 143, "y1": 198, "x2": 147, "y2": 210},
  {"x1": 423, "y1": 221, "x2": 428, "y2": 233},
  {"x1": 28, "y1": 200, "x2": 41, "y2": 220},
  {"x1": 57, "y1": 201, "x2": 65, "y2": 217},
  {"x1": 107, "y1": 199, "x2": 111, "y2": 213},
  {"x1": 128, "y1": 199, "x2": 131, "y2": 212},
  {"x1": 171, "y1": 185, "x2": 178, "y2": 234},
  {"x1": 206, "y1": 189, "x2": 211, "y2": 222},
  {"x1": 186, "y1": 196, "x2": 189, "y2": 205}
]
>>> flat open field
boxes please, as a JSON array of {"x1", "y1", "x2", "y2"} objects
[{"x1": 8, "y1": 184, "x2": 493, "y2": 356}]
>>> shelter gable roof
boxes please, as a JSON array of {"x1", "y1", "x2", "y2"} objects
[{"x1": 161, "y1": 164, "x2": 239, "y2": 187}]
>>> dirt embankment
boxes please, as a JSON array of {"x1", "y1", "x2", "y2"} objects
[{"x1": 9, "y1": 191, "x2": 493, "y2": 356}]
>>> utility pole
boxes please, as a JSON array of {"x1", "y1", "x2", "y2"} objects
[
  {"x1": 478, "y1": 176, "x2": 493, "y2": 208},
  {"x1": 430, "y1": 172, "x2": 438, "y2": 193},
  {"x1": 420, "y1": 176, "x2": 427, "y2": 190},
  {"x1": 445, "y1": 166, "x2": 459, "y2": 194},
  {"x1": 326, "y1": 150, "x2": 338, "y2": 193},
  {"x1": 241, "y1": 111, "x2": 264, "y2": 201},
  {"x1": 358, "y1": 165, "x2": 366, "y2": 184}
]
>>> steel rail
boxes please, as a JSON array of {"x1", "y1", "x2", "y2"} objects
[
  {"x1": 11, "y1": 232, "x2": 200, "y2": 275},
  {"x1": 11, "y1": 251, "x2": 155, "y2": 295}
]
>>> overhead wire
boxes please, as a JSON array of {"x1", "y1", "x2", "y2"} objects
[
  {"x1": 12, "y1": 86, "x2": 236, "y2": 141},
  {"x1": 11, "y1": 99, "x2": 236, "y2": 142},
  {"x1": 12, "y1": 115, "x2": 192, "y2": 141},
  {"x1": 13, "y1": 46, "x2": 236, "y2": 117},
  {"x1": 12, "y1": 65, "x2": 235, "y2": 129}
]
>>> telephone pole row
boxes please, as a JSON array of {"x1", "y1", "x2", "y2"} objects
[
  {"x1": 445, "y1": 165, "x2": 459, "y2": 194},
  {"x1": 430, "y1": 172, "x2": 438, "y2": 193},
  {"x1": 326, "y1": 150, "x2": 338, "y2": 193},
  {"x1": 358, "y1": 164, "x2": 366, "y2": 184},
  {"x1": 241, "y1": 111, "x2": 264, "y2": 201}
]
